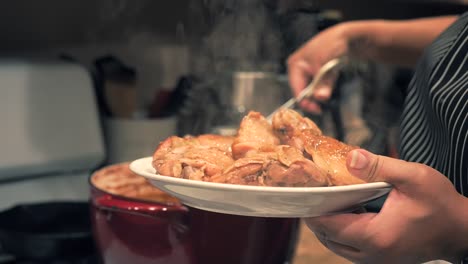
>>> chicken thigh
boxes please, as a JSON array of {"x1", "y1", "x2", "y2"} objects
[
  {"x1": 152, "y1": 135, "x2": 235, "y2": 181},
  {"x1": 226, "y1": 111, "x2": 329, "y2": 187},
  {"x1": 152, "y1": 109, "x2": 365, "y2": 187}
]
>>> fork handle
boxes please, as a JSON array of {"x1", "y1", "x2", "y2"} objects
[{"x1": 266, "y1": 57, "x2": 347, "y2": 121}]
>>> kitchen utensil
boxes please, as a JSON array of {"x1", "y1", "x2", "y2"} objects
[
  {"x1": 0, "y1": 202, "x2": 96, "y2": 262},
  {"x1": 94, "y1": 55, "x2": 137, "y2": 118},
  {"x1": 130, "y1": 157, "x2": 392, "y2": 218},
  {"x1": 266, "y1": 57, "x2": 347, "y2": 121},
  {"x1": 230, "y1": 71, "x2": 291, "y2": 115},
  {"x1": 90, "y1": 163, "x2": 299, "y2": 264},
  {"x1": 0, "y1": 59, "x2": 104, "y2": 262},
  {"x1": 212, "y1": 71, "x2": 291, "y2": 135},
  {"x1": 177, "y1": 71, "x2": 291, "y2": 136},
  {"x1": 0, "y1": 59, "x2": 105, "y2": 180}
]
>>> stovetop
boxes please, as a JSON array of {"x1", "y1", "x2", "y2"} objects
[{"x1": 0, "y1": 253, "x2": 99, "y2": 264}]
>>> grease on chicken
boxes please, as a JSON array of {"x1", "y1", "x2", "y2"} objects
[
  {"x1": 226, "y1": 112, "x2": 329, "y2": 186},
  {"x1": 272, "y1": 107, "x2": 321, "y2": 151},
  {"x1": 152, "y1": 135, "x2": 235, "y2": 181},
  {"x1": 272, "y1": 109, "x2": 365, "y2": 186},
  {"x1": 302, "y1": 132, "x2": 365, "y2": 185},
  {"x1": 232, "y1": 111, "x2": 279, "y2": 159},
  {"x1": 152, "y1": 109, "x2": 366, "y2": 187}
]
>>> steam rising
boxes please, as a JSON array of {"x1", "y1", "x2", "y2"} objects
[
  {"x1": 88, "y1": 0, "x2": 154, "y2": 42},
  {"x1": 189, "y1": 0, "x2": 284, "y2": 77},
  {"x1": 88, "y1": 0, "x2": 283, "y2": 76}
]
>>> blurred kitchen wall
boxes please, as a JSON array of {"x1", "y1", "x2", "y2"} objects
[
  {"x1": 1, "y1": 0, "x2": 464, "y2": 59},
  {"x1": 0, "y1": 0, "x2": 192, "y2": 111},
  {"x1": 0, "y1": 0, "x2": 193, "y2": 49},
  {"x1": 276, "y1": 0, "x2": 466, "y2": 18},
  {"x1": 0, "y1": 0, "x2": 465, "y2": 110}
]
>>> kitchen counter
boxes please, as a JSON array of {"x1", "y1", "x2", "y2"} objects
[{"x1": 293, "y1": 220, "x2": 351, "y2": 264}]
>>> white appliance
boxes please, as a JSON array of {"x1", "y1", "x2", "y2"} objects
[{"x1": 0, "y1": 59, "x2": 105, "y2": 210}]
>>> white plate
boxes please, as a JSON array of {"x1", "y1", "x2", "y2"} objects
[{"x1": 130, "y1": 157, "x2": 392, "y2": 218}]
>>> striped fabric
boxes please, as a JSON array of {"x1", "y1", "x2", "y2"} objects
[{"x1": 399, "y1": 12, "x2": 468, "y2": 196}]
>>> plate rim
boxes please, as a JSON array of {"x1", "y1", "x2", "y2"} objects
[{"x1": 130, "y1": 156, "x2": 392, "y2": 194}]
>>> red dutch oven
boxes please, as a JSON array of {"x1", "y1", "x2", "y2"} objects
[{"x1": 90, "y1": 163, "x2": 299, "y2": 264}]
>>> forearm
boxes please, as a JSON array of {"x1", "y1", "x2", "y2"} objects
[{"x1": 343, "y1": 16, "x2": 458, "y2": 67}]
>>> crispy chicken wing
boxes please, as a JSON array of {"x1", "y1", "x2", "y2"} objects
[{"x1": 302, "y1": 132, "x2": 365, "y2": 185}]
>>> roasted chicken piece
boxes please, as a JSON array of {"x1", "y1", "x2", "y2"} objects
[
  {"x1": 272, "y1": 109, "x2": 365, "y2": 186},
  {"x1": 152, "y1": 135, "x2": 235, "y2": 181},
  {"x1": 226, "y1": 111, "x2": 329, "y2": 187},
  {"x1": 224, "y1": 145, "x2": 329, "y2": 187},
  {"x1": 272, "y1": 107, "x2": 322, "y2": 146},
  {"x1": 231, "y1": 111, "x2": 279, "y2": 159},
  {"x1": 152, "y1": 109, "x2": 364, "y2": 187}
]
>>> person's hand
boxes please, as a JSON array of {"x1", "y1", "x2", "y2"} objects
[
  {"x1": 305, "y1": 149, "x2": 468, "y2": 263},
  {"x1": 287, "y1": 23, "x2": 350, "y2": 114}
]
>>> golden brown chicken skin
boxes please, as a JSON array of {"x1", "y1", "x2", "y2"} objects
[
  {"x1": 152, "y1": 135, "x2": 235, "y2": 181},
  {"x1": 153, "y1": 109, "x2": 365, "y2": 187},
  {"x1": 226, "y1": 111, "x2": 329, "y2": 187},
  {"x1": 272, "y1": 109, "x2": 365, "y2": 185}
]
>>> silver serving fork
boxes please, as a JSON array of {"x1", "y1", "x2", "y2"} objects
[{"x1": 266, "y1": 57, "x2": 347, "y2": 122}]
